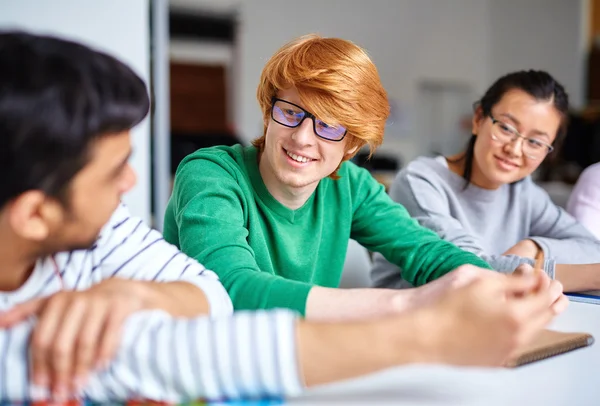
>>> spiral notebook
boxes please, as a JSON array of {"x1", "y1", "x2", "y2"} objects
[{"x1": 505, "y1": 329, "x2": 595, "y2": 367}]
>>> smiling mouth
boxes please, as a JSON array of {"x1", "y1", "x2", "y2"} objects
[
  {"x1": 495, "y1": 155, "x2": 520, "y2": 168},
  {"x1": 284, "y1": 148, "x2": 316, "y2": 163}
]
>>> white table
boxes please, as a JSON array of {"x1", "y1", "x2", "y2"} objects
[{"x1": 291, "y1": 301, "x2": 600, "y2": 406}]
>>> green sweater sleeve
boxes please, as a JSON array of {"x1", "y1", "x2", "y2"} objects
[
  {"x1": 167, "y1": 154, "x2": 312, "y2": 315},
  {"x1": 348, "y1": 165, "x2": 492, "y2": 286}
]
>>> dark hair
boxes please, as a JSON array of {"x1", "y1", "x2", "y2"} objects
[
  {"x1": 458, "y1": 70, "x2": 569, "y2": 186},
  {"x1": 0, "y1": 31, "x2": 150, "y2": 208}
]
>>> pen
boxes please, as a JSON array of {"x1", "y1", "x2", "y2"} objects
[{"x1": 534, "y1": 250, "x2": 544, "y2": 275}]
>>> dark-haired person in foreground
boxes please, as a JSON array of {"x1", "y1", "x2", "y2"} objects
[
  {"x1": 372, "y1": 70, "x2": 600, "y2": 292},
  {"x1": 0, "y1": 32, "x2": 565, "y2": 403}
]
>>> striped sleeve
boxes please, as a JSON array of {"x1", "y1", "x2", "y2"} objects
[
  {"x1": 0, "y1": 319, "x2": 32, "y2": 400},
  {"x1": 11, "y1": 310, "x2": 303, "y2": 402},
  {"x1": 92, "y1": 204, "x2": 233, "y2": 318}
]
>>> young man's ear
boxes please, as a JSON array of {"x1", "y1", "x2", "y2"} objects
[
  {"x1": 346, "y1": 145, "x2": 359, "y2": 156},
  {"x1": 7, "y1": 191, "x2": 59, "y2": 241}
]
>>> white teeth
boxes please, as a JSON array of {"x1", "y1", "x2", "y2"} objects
[{"x1": 286, "y1": 150, "x2": 311, "y2": 163}]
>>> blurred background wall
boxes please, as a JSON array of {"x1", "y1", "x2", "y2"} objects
[
  {"x1": 1, "y1": 0, "x2": 599, "y2": 224},
  {"x1": 169, "y1": 0, "x2": 588, "y2": 159},
  {"x1": 0, "y1": 0, "x2": 153, "y2": 223}
]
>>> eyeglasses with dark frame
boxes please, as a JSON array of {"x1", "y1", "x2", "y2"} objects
[
  {"x1": 488, "y1": 114, "x2": 554, "y2": 160},
  {"x1": 271, "y1": 98, "x2": 348, "y2": 142}
]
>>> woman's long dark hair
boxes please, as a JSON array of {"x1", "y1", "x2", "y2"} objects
[{"x1": 453, "y1": 70, "x2": 570, "y2": 188}]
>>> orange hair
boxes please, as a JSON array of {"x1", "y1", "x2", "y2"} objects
[{"x1": 253, "y1": 34, "x2": 389, "y2": 177}]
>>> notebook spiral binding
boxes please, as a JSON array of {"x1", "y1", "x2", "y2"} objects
[{"x1": 512, "y1": 334, "x2": 594, "y2": 367}]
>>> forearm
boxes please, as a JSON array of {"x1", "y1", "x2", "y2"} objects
[
  {"x1": 352, "y1": 188, "x2": 492, "y2": 287},
  {"x1": 529, "y1": 236, "x2": 600, "y2": 264},
  {"x1": 96, "y1": 205, "x2": 233, "y2": 318},
  {"x1": 0, "y1": 310, "x2": 303, "y2": 402},
  {"x1": 297, "y1": 314, "x2": 428, "y2": 387},
  {"x1": 503, "y1": 239, "x2": 539, "y2": 259},
  {"x1": 509, "y1": 239, "x2": 600, "y2": 291},
  {"x1": 221, "y1": 270, "x2": 313, "y2": 315},
  {"x1": 305, "y1": 286, "x2": 415, "y2": 321},
  {"x1": 555, "y1": 263, "x2": 600, "y2": 292},
  {"x1": 92, "y1": 310, "x2": 303, "y2": 402},
  {"x1": 134, "y1": 280, "x2": 212, "y2": 317},
  {"x1": 1, "y1": 308, "x2": 442, "y2": 402}
]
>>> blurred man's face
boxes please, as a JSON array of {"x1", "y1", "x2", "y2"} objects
[{"x1": 41, "y1": 131, "x2": 137, "y2": 253}]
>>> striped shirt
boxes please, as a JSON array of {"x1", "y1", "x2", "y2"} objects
[
  {"x1": 0, "y1": 204, "x2": 303, "y2": 401},
  {"x1": 2, "y1": 309, "x2": 302, "y2": 402},
  {"x1": 0, "y1": 203, "x2": 232, "y2": 316}
]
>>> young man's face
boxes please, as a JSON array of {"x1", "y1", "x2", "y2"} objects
[
  {"x1": 18, "y1": 131, "x2": 137, "y2": 254},
  {"x1": 260, "y1": 87, "x2": 357, "y2": 193},
  {"x1": 60, "y1": 131, "x2": 136, "y2": 247}
]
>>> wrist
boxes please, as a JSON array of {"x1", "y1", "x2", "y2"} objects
[
  {"x1": 526, "y1": 239, "x2": 542, "y2": 256},
  {"x1": 385, "y1": 308, "x2": 440, "y2": 365},
  {"x1": 389, "y1": 289, "x2": 416, "y2": 314},
  {"x1": 120, "y1": 279, "x2": 156, "y2": 310}
]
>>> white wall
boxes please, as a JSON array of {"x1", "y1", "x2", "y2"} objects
[
  {"x1": 235, "y1": 0, "x2": 587, "y2": 163},
  {"x1": 235, "y1": 0, "x2": 492, "y2": 163},
  {"x1": 489, "y1": 0, "x2": 587, "y2": 109},
  {"x1": 0, "y1": 0, "x2": 152, "y2": 222},
  {"x1": 169, "y1": 0, "x2": 239, "y2": 14}
]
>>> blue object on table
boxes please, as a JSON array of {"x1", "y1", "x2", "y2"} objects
[
  {"x1": 0, "y1": 399, "x2": 285, "y2": 406},
  {"x1": 568, "y1": 292, "x2": 600, "y2": 305}
]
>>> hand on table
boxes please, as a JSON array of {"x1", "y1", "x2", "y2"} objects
[
  {"x1": 399, "y1": 264, "x2": 498, "y2": 311},
  {"x1": 513, "y1": 263, "x2": 568, "y2": 313},
  {"x1": 422, "y1": 269, "x2": 566, "y2": 367},
  {"x1": 0, "y1": 278, "x2": 146, "y2": 401}
]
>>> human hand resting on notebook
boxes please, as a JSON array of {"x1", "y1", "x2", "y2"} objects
[
  {"x1": 405, "y1": 264, "x2": 497, "y2": 309},
  {"x1": 420, "y1": 270, "x2": 566, "y2": 366},
  {"x1": 405, "y1": 263, "x2": 566, "y2": 315}
]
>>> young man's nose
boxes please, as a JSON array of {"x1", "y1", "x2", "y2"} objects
[{"x1": 291, "y1": 117, "x2": 317, "y2": 145}]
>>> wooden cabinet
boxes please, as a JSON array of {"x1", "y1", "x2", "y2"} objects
[{"x1": 170, "y1": 62, "x2": 228, "y2": 134}]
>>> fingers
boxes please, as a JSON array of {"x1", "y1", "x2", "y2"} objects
[
  {"x1": 95, "y1": 305, "x2": 130, "y2": 370},
  {"x1": 513, "y1": 263, "x2": 534, "y2": 276},
  {"x1": 548, "y1": 280, "x2": 564, "y2": 304},
  {"x1": 30, "y1": 293, "x2": 126, "y2": 402},
  {"x1": 50, "y1": 297, "x2": 90, "y2": 400},
  {"x1": 30, "y1": 296, "x2": 69, "y2": 390},
  {"x1": 0, "y1": 298, "x2": 44, "y2": 327},
  {"x1": 513, "y1": 264, "x2": 552, "y2": 294},
  {"x1": 512, "y1": 277, "x2": 559, "y2": 315},
  {"x1": 22, "y1": 285, "x2": 138, "y2": 402},
  {"x1": 74, "y1": 304, "x2": 111, "y2": 386},
  {"x1": 498, "y1": 272, "x2": 540, "y2": 296},
  {"x1": 515, "y1": 300, "x2": 555, "y2": 346},
  {"x1": 509, "y1": 283, "x2": 559, "y2": 335},
  {"x1": 551, "y1": 294, "x2": 569, "y2": 315}
]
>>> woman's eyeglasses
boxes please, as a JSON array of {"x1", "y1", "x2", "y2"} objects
[{"x1": 489, "y1": 114, "x2": 554, "y2": 160}]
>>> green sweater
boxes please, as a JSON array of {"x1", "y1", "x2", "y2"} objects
[{"x1": 163, "y1": 145, "x2": 492, "y2": 315}]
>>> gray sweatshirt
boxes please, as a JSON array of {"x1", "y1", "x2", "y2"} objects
[{"x1": 371, "y1": 156, "x2": 600, "y2": 289}]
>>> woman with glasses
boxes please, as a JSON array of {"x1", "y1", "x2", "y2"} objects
[{"x1": 371, "y1": 70, "x2": 600, "y2": 293}]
